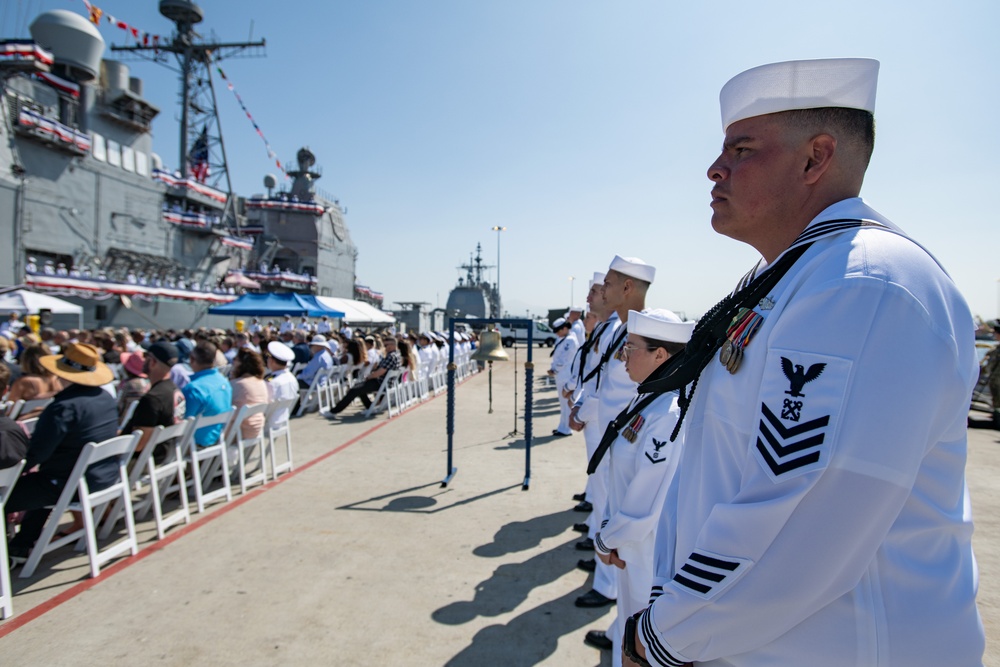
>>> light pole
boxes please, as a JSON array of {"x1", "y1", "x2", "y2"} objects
[
  {"x1": 491, "y1": 226, "x2": 506, "y2": 318},
  {"x1": 569, "y1": 276, "x2": 576, "y2": 310}
]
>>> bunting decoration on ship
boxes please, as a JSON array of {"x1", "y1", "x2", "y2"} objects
[{"x1": 77, "y1": 0, "x2": 163, "y2": 49}]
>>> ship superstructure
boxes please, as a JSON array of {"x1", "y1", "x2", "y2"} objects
[{"x1": 0, "y1": 2, "x2": 359, "y2": 329}]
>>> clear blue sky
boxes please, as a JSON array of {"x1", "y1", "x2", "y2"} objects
[{"x1": 6, "y1": 1, "x2": 999, "y2": 320}]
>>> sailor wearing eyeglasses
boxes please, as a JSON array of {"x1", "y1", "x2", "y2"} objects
[{"x1": 594, "y1": 309, "x2": 693, "y2": 666}]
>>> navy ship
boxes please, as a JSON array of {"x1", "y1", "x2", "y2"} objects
[
  {"x1": 446, "y1": 243, "x2": 500, "y2": 319},
  {"x1": 0, "y1": 1, "x2": 359, "y2": 329}
]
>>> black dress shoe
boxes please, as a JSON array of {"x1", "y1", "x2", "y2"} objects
[
  {"x1": 572, "y1": 492, "x2": 587, "y2": 502},
  {"x1": 577, "y1": 558, "x2": 596, "y2": 572},
  {"x1": 575, "y1": 589, "x2": 615, "y2": 608},
  {"x1": 573, "y1": 500, "x2": 593, "y2": 513},
  {"x1": 573, "y1": 522, "x2": 589, "y2": 534},
  {"x1": 584, "y1": 630, "x2": 613, "y2": 650},
  {"x1": 575, "y1": 537, "x2": 594, "y2": 551},
  {"x1": 551, "y1": 430, "x2": 571, "y2": 437}
]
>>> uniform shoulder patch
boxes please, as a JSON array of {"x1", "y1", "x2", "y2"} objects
[
  {"x1": 755, "y1": 348, "x2": 850, "y2": 482},
  {"x1": 644, "y1": 435, "x2": 670, "y2": 464}
]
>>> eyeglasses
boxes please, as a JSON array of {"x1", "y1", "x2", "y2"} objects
[{"x1": 620, "y1": 343, "x2": 656, "y2": 360}]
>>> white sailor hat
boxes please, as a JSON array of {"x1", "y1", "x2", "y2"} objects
[
  {"x1": 627, "y1": 309, "x2": 694, "y2": 344},
  {"x1": 590, "y1": 271, "x2": 606, "y2": 288},
  {"x1": 568, "y1": 306, "x2": 583, "y2": 313},
  {"x1": 608, "y1": 255, "x2": 655, "y2": 284},
  {"x1": 267, "y1": 341, "x2": 295, "y2": 363},
  {"x1": 720, "y1": 58, "x2": 879, "y2": 132},
  {"x1": 552, "y1": 317, "x2": 569, "y2": 330}
]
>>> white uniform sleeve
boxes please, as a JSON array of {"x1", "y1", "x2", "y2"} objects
[
  {"x1": 596, "y1": 400, "x2": 681, "y2": 556},
  {"x1": 640, "y1": 277, "x2": 975, "y2": 665}
]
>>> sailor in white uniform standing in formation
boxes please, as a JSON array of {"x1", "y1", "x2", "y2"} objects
[
  {"x1": 589, "y1": 309, "x2": 692, "y2": 666},
  {"x1": 548, "y1": 317, "x2": 579, "y2": 437},
  {"x1": 574, "y1": 255, "x2": 656, "y2": 656},
  {"x1": 624, "y1": 59, "x2": 985, "y2": 667},
  {"x1": 566, "y1": 273, "x2": 615, "y2": 581}
]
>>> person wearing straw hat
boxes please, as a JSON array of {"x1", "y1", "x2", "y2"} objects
[
  {"x1": 590, "y1": 309, "x2": 692, "y2": 665},
  {"x1": 626, "y1": 59, "x2": 984, "y2": 667},
  {"x1": 5, "y1": 343, "x2": 119, "y2": 565}
]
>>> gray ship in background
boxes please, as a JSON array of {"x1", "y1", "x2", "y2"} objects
[
  {"x1": 446, "y1": 243, "x2": 500, "y2": 319},
  {"x1": 0, "y1": 1, "x2": 363, "y2": 330}
]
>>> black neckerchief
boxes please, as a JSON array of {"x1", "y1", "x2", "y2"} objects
[
  {"x1": 582, "y1": 322, "x2": 627, "y2": 391},
  {"x1": 575, "y1": 319, "x2": 609, "y2": 384}
]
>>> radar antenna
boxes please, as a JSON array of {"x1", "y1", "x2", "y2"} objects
[{"x1": 111, "y1": 0, "x2": 266, "y2": 227}]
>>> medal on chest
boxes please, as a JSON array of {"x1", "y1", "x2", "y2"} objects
[
  {"x1": 719, "y1": 307, "x2": 764, "y2": 374},
  {"x1": 621, "y1": 413, "x2": 645, "y2": 443}
]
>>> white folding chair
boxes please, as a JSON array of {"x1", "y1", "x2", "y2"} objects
[
  {"x1": 363, "y1": 369, "x2": 403, "y2": 418},
  {"x1": 319, "y1": 365, "x2": 347, "y2": 415},
  {"x1": 4, "y1": 400, "x2": 24, "y2": 420},
  {"x1": 226, "y1": 403, "x2": 269, "y2": 494},
  {"x1": 17, "y1": 417, "x2": 39, "y2": 437},
  {"x1": 101, "y1": 419, "x2": 195, "y2": 541},
  {"x1": 295, "y1": 370, "x2": 329, "y2": 417},
  {"x1": 1, "y1": 460, "x2": 26, "y2": 619},
  {"x1": 10, "y1": 397, "x2": 54, "y2": 420},
  {"x1": 20, "y1": 433, "x2": 142, "y2": 579},
  {"x1": 182, "y1": 409, "x2": 235, "y2": 514},
  {"x1": 263, "y1": 397, "x2": 297, "y2": 480},
  {"x1": 118, "y1": 399, "x2": 139, "y2": 433}
]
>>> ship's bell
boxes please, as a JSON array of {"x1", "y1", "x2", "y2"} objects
[{"x1": 471, "y1": 328, "x2": 509, "y2": 362}]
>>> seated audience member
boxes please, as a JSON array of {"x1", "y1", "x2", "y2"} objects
[
  {"x1": 329, "y1": 336, "x2": 400, "y2": 415},
  {"x1": 0, "y1": 365, "x2": 29, "y2": 468},
  {"x1": 296, "y1": 336, "x2": 335, "y2": 389},
  {"x1": 264, "y1": 341, "x2": 298, "y2": 426},
  {"x1": 122, "y1": 341, "x2": 186, "y2": 457},
  {"x1": 0, "y1": 335, "x2": 23, "y2": 386},
  {"x1": 116, "y1": 350, "x2": 151, "y2": 420},
  {"x1": 220, "y1": 336, "x2": 237, "y2": 363},
  {"x1": 182, "y1": 341, "x2": 232, "y2": 447},
  {"x1": 398, "y1": 339, "x2": 419, "y2": 382},
  {"x1": 5, "y1": 344, "x2": 63, "y2": 410},
  {"x1": 5, "y1": 343, "x2": 119, "y2": 564},
  {"x1": 230, "y1": 348, "x2": 268, "y2": 439},
  {"x1": 291, "y1": 330, "x2": 312, "y2": 365}
]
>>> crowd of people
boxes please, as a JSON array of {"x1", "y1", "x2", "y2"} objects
[
  {"x1": 1, "y1": 315, "x2": 478, "y2": 571},
  {"x1": 539, "y1": 58, "x2": 985, "y2": 666}
]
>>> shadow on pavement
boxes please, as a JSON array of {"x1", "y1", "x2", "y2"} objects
[
  {"x1": 473, "y1": 509, "x2": 577, "y2": 558},
  {"x1": 441, "y1": 585, "x2": 611, "y2": 667},
  {"x1": 335, "y1": 480, "x2": 523, "y2": 514}
]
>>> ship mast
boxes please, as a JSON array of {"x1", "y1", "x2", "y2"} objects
[{"x1": 110, "y1": 0, "x2": 265, "y2": 229}]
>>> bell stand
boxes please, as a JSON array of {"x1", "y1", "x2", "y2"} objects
[{"x1": 443, "y1": 317, "x2": 534, "y2": 490}]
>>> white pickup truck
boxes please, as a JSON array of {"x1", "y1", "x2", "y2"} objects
[{"x1": 496, "y1": 321, "x2": 558, "y2": 347}]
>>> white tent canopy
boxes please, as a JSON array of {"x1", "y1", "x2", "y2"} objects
[
  {"x1": 0, "y1": 289, "x2": 83, "y2": 327},
  {"x1": 315, "y1": 297, "x2": 394, "y2": 325}
]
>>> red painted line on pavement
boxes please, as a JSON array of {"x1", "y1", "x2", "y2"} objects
[{"x1": 0, "y1": 375, "x2": 477, "y2": 637}]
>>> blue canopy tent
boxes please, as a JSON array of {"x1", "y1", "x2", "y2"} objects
[{"x1": 208, "y1": 292, "x2": 346, "y2": 318}]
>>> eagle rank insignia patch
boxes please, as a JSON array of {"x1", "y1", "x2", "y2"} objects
[{"x1": 755, "y1": 348, "x2": 850, "y2": 482}]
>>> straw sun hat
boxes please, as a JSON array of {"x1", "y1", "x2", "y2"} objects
[{"x1": 39, "y1": 342, "x2": 115, "y2": 387}]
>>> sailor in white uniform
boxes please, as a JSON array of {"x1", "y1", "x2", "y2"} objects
[
  {"x1": 593, "y1": 309, "x2": 692, "y2": 666},
  {"x1": 278, "y1": 315, "x2": 294, "y2": 335},
  {"x1": 628, "y1": 59, "x2": 985, "y2": 667},
  {"x1": 549, "y1": 317, "x2": 579, "y2": 436},
  {"x1": 317, "y1": 315, "x2": 333, "y2": 335},
  {"x1": 575, "y1": 255, "x2": 656, "y2": 656},
  {"x1": 264, "y1": 341, "x2": 299, "y2": 427},
  {"x1": 567, "y1": 306, "x2": 586, "y2": 346}
]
